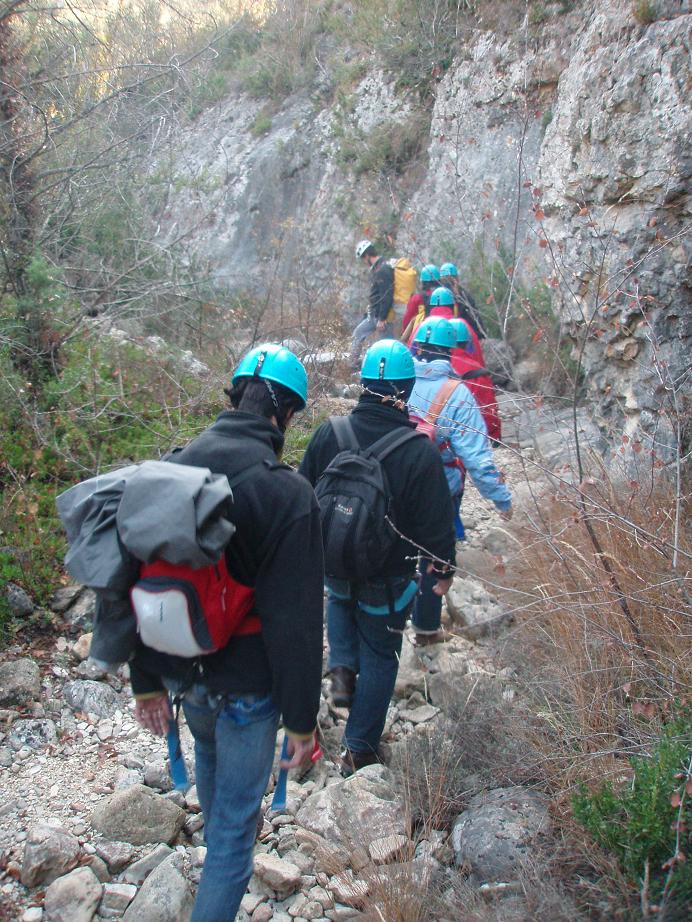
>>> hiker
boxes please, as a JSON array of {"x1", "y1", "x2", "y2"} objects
[
  {"x1": 439, "y1": 261, "x2": 487, "y2": 341},
  {"x1": 450, "y1": 318, "x2": 502, "y2": 443},
  {"x1": 388, "y1": 256, "x2": 418, "y2": 337},
  {"x1": 407, "y1": 286, "x2": 456, "y2": 349},
  {"x1": 299, "y1": 339, "x2": 456, "y2": 775},
  {"x1": 130, "y1": 344, "x2": 324, "y2": 922},
  {"x1": 408, "y1": 317, "x2": 511, "y2": 646},
  {"x1": 400, "y1": 263, "x2": 440, "y2": 343},
  {"x1": 350, "y1": 239, "x2": 394, "y2": 370}
]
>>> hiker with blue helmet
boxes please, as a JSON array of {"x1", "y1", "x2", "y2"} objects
[
  {"x1": 401, "y1": 263, "x2": 441, "y2": 343},
  {"x1": 407, "y1": 286, "x2": 457, "y2": 351},
  {"x1": 408, "y1": 317, "x2": 511, "y2": 646},
  {"x1": 350, "y1": 239, "x2": 395, "y2": 371},
  {"x1": 440, "y1": 261, "x2": 487, "y2": 341},
  {"x1": 299, "y1": 340, "x2": 455, "y2": 775},
  {"x1": 131, "y1": 343, "x2": 324, "y2": 921}
]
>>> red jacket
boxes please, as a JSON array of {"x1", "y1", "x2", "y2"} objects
[
  {"x1": 451, "y1": 351, "x2": 501, "y2": 442},
  {"x1": 457, "y1": 319, "x2": 484, "y2": 364}
]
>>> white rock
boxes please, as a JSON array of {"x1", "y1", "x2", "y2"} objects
[{"x1": 253, "y1": 853, "x2": 302, "y2": 897}]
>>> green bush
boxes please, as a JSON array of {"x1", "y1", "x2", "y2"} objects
[
  {"x1": 573, "y1": 712, "x2": 692, "y2": 913},
  {"x1": 251, "y1": 112, "x2": 273, "y2": 137}
]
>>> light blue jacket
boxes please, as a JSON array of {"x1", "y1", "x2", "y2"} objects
[{"x1": 409, "y1": 358, "x2": 512, "y2": 510}]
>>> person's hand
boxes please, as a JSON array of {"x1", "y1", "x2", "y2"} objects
[
  {"x1": 427, "y1": 562, "x2": 453, "y2": 596},
  {"x1": 499, "y1": 506, "x2": 513, "y2": 521},
  {"x1": 433, "y1": 576, "x2": 454, "y2": 596},
  {"x1": 376, "y1": 320, "x2": 385, "y2": 331},
  {"x1": 280, "y1": 733, "x2": 316, "y2": 770},
  {"x1": 134, "y1": 694, "x2": 171, "y2": 736}
]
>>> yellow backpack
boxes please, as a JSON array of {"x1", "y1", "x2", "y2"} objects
[{"x1": 389, "y1": 258, "x2": 418, "y2": 310}]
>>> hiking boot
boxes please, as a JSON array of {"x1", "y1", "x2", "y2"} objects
[
  {"x1": 340, "y1": 747, "x2": 384, "y2": 778},
  {"x1": 330, "y1": 666, "x2": 356, "y2": 708},
  {"x1": 412, "y1": 629, "x2": 453, "y2": 647}
]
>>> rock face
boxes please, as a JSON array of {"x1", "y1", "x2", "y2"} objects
[
  {"x1": 147, "y1": 1, "x2": 688, "y2": 445},
  {"x1": 296, "y1": 765, "x2": 405, "y2": 850},
  {"x1": 21, "y1": 823, "x2": 81, "y2": 887},
  {"x1": 91, "y1": 785, "x2": 186, "y2": 846},
  {"x1": 451, "y1": 786, "x2": 552, "y2": 881},
  {"x1": 0, "y1": 658, "x2": 40, "y2": 705}
]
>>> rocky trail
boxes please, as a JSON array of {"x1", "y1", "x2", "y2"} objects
[{"x1": 0, "y1": 394, "x2": 563, "y2": 922}]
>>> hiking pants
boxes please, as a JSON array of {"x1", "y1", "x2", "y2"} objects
[
  {"x1": 327, "y1": 591, "x2": 411, "y2": 754},
  {"x1": 350, "y1": 315, "x2": 393, "y2": 369}
]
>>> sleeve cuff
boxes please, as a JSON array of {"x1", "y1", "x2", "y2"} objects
[{"x1": 283, "y1": 728, "x2": 315, "y2": 742}]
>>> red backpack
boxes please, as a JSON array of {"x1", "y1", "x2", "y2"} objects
[{"x1": 129, "y1": 465, "x2": 263, "y2": 658}]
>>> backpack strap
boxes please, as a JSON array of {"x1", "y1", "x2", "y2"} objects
[
  {"x1": 226, "y1": 459, "x2": 274, "y2": 491},
  {"x1": 425, "y1": 378, "x2": 461, "y2": 428},
  {"x1": 329, "y1": 415, "x2": 360, "y2": 452},
  {"x1": 461, "y1": 367, "x2": 490, "y2": 382},
  {"x1": 367, "y1": 426, "x2": 424, "y2": 463}
]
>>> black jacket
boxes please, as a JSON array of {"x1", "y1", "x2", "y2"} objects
[
  {"x1": 369, "y1": 257, "x2": 394, "y2": 321},
  {"x1": 299, "y1": 398, "x2": 456, "y2": 578},
  {"x1": 129, "y1": 411, "x2": 324, "y2": 737}
]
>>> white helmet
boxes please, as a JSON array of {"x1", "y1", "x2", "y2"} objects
[{"x1": 355, "y1": 239, "x2": 373, "y2": 259}]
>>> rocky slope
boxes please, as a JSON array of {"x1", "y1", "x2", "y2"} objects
[{"x1": 149, "y1": 0, "x2": 689, "y2": 451}]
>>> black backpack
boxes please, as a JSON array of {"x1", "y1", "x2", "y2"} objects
[{"x1": 314, "y1": 416, "x2": 423, "y2": 582}]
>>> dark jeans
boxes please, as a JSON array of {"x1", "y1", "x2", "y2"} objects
[{"x1": 327, "y1": 590, "x2": 411, "y2": 754}]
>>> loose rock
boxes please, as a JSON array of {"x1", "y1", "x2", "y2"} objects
[
  {"x1": 93, "y1": 839, "x2": 134, "y2": 872},
  {"x1": 99, "y1": 882, "x2": 138, "y2": 919},
  {"x1": 21, "y1": 823, "x2": 81, "y2": 888},
  {"x1": 253, "y1": 853, "x2": 302, "y2": 897},
  {"x1": 63, "y1": 679, "x2": 120, "y2": 718},
  {"x1": 121, "y1": 844, "x2": 174, "y2": 886},
  {"x1": 43, "y1": 866, "x2": 102, "y2": 922},
  {"x1": 9, "y1": 719, "x2": 57, "y2": 751},
  {"x1": 6, "y1": 583, "x2": 34, "y2": 618},
  {"x1": 91, "y1": 784, "x2": 185, "y2": 845},
  {"x1": 0, "y1": 659, "x2": 41, "y2": 706},
  {"x1": 122, "y1": 853, "x2": 194, "y2": 922}
]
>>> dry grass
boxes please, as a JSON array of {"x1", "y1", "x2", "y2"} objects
[{"x1": 504, "y1": 470, "x2": 690, "y2": 794}]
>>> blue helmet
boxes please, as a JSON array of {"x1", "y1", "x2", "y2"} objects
[
  {"x1": 361, "y1": 339, "x2": 414, "y2": 381},
  {"x1": 449, "y1": 318, "x2": 471, "y2": 345},
  {"x1": 440, "y1": 262, "x2": 459, "y2": 279},
  {"x1": 414, "y1": 317, "x2": 456, "y2": 349},
  {"x1": 232, "y1": 343, "x2": 308, "y2": 409},
  {"x1": 429, "y1": 286, "x2": 455, "y2": 308},
  {"x1": 419, "y1": 264, "x2": 441, "y2": 284}
]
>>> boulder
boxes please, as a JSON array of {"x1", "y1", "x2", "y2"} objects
[
  {"x1": 8, "y1": 719, "x2": 57, "y2": 751},
  {"x1": 0, "y1": 658, "x2": 41, "y2": 706},
  {"x1": 296, "y1": 765, "x2": 405, "y2": 851},
  {"x1": 143, "y1": 759, "x2": 173, "y2": 792},
  {"x1": 122, "y1": 853, "x2": 194, "y2": 922},
  {"x1": 43, "y1": 866, "x2": 102, "y2": 922},
  {"x1": 452, "y1": 786, "x2": 551, "y2": 881},
  {"x1": 63, "y1": 680, "x2": 120, "y2": 718},
  {"x1": 50, "y1": 585, "x2": 84, "y2": 613},
  {"x1": 21, "y1": 823, "x2": 81, "y2": 887},
  {"x1": 393, "y1": 640, "x2": 426, "y2": 698},
  {"x1": 91, "y1": 785, "x2": 185, "y2": 846}
]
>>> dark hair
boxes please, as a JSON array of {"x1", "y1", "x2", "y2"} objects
[
  {"x1": 225, "y1": 378, "x2": 300, "y2": 432},
  {"x1": 417, "y1": 345, "x2": 451, "y2": 363},
  {"x1": 363, "y1": 244, "x2": 377, "y2": 259}
]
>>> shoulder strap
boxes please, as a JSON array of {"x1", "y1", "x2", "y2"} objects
[
  {"x1": 329, "y1": 415, "x2": 359, "y2": 452},
  {"x1": 425, "y1": 378, "x2": 461, "y2": 426},
  {"x1": 461, "y1": 367, "x2": 490, "y2": 381},
  {"x1": 367, "y1": 426, "x2": 424, "y2": 463}
]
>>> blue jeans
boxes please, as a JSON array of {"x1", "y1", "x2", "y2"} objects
[
  {"x1": 350, "y1": 315, "x2": 393, "y2": 367},
  {"x1": 182, "y1": 688, "x2": 279, "y2": 922},
  {"x1": 327, "y1": 591, "x2": 410, "y2": 754}
]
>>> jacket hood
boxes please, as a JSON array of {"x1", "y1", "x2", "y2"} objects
[{"x1": 413, "y1": 358, "x2": 453, "y2": 381}]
